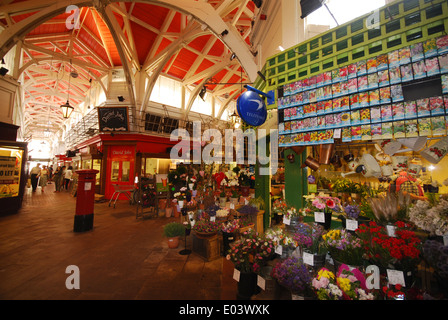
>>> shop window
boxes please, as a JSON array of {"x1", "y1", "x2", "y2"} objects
[
  {"x1": 287, "y1": 50, "x2": 296, "y2": 60},
  {"x1": 426, "y1": 3, "x2": 443, "y2": 19},
  {"x1": 162, "y1": 117, "x2": 178, "y2": 134},
  {"x1": 336, "y1": 26, "x2": 347, "y2": 39},
  {"x1": 427, "y1": 21, "x2": 445, "y2": 35},
  {"x1": 336, "y1": 40, "x2": 348, "y2": 52},
  {"x1": 287, "y1": 73, "x2": 296, "y2": 82},
  {"x1": 406, "y1": 28, "x2": 423, "y2": 41},
  {"x1": 351, "y1": 33, "x2": 364, "y2": 46},
  {"x1": 145, "y1": 113, "x2": 162, "y2": 132},
  {"x1": 269, "y1": 58, "x2": 276, "y2": 66},
  {"x1": 384, "y1": 3, "x2": 399, "y2": 19},
  {"x1": 298, "y1": 44, "x2": 307, "y2": 54},
  {"x1": 321, "y1": 33, "x2": 333, "y2": 45},
  {"x1": 287, "y1": 60, "x2": 296, "y2": 70},
  {"x1": 278, "y1": 77, "x2": 286, "y2": 84},
  {"x1": 278, "y1": 53, "x2": 286, "y2": 63},
  {"x1": 92, "y1": 159, "x2": 101, "y2": 185},
  {"x1": 386, "y1": 19, "x2": 401, "y2": 34},
  {"x1": 368, "y1": 27, "x2": 381, "y2": 40},
  {"x1": 352, "y1": 47, "x2": 365, "y2": 60},
  {"x1": 310, "y1": 64, "x2": 319, "y2": 74},
  {"x1": 386, "y1": 36, "x2": 402, "y2": 49},
  {"x1": 310, "y1": 39, "x2": 319, "y2": 50},
  {"x1": 299, "y1": 55, "x2": 307, "y2": 65},
  {"x1": 310, "y1": 51, "x2": 320, "y2": 61},
  {"x1": 350, "y1": 19, "x2": 364, "y2": 33},
  {"x1": 111, "y1": 161, "x2": 120, "y2": 182},
  {"x1": 405, "y1": 12, "x2": 421, "y2": 27},
  {"x1": 278, "y1": 64, "x2": 286, "y2": 74},
  {"x1": 368, "y1": 41, "x2": 382, "y2": 55},
  {"x1": 322, "y1": 60, "x2": 334, "y2": 70},
  {"x1": 298, "y1": 68, "x2": 307, "y2": 78},
  {"x1": 122, "y1": 161, "x2": 130, "y2": 182},
  {"x1": 321, "y1": 45, "x2": 333, "y2": 57},
  {"x1": 403, "y1": 0, "x2": 420, "y2": 12},
  {"x1": 337, "y1": 54, "x2": 349, "y2": 65}
]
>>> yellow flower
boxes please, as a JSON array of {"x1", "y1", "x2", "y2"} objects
[
  {"x1": 337, "y1": 277, "x2": 351, "y2": 292},
  {"x1": 318, "y1": 269, "x2": 335, "y2": 280}
]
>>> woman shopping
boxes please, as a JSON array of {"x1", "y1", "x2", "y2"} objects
[
  {"x1": 53, "y1": 166, "x2": 63, "y2": 192},
  {"x1": 64, "y1": 166, "x2": 73, "y2": 191},
  {"x1": 38, "y1": 165, "x2": 49, "y2": 192}
]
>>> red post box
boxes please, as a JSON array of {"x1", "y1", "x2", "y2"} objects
[{"x1": 73, "y1": 169, "x2": 99, "y2": 232}]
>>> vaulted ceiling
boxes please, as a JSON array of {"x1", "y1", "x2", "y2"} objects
[{"x1": 0, "y1": 0, "x2": 262, "y2": 142}]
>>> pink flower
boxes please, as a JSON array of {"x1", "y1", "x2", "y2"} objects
[{"x1": 312, "y1": 277, "x2": 330, "y2": 289}]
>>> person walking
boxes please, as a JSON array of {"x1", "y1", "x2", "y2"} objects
[
  {"x1": 30, "y1": 163, "x2": 41, "y2": 192},
  {"x1": 38, "y1": 165, "x2": 49, "y2": 192},
  {"x1": 53, "y1": 166, "x2": 63, "y2": 192},
  {"x1": 64, "y1": 166, "x2": 73, "y2": 191}
]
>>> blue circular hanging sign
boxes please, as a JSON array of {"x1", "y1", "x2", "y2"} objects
[{"x1": 236, "y1": 90, "x2": 267, "y2": 127}]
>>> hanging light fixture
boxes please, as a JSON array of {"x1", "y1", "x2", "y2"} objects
[
  {"x1": 60, "y1": 61, "x2": 74, "y2": 119},
  {"x1": 230, "y1": 107, "x2": 240, "y2": 129}
]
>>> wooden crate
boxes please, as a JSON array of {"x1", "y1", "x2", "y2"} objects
[{"x1": 192, "y1": 233, "x2": 221, "y2": 261}]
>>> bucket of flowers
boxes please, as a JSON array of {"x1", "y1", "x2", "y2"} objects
[
  {"x1": 356, "y1": 220, "x2": 422, "y2": 287},
  {"x1": 265, "y1": 227, "x2": 297, "y2": 259},
  {"x1": 309, "y1": 195, "x2": 342, "y2": 230},
  {"x1": 335, "y1": 264, "x2": 375, "y2": 300},
  {"x1": 322, "y1": 229, "x2": 365, "y2": 271},
  {"x1": 221, "y1": 219, "x2": 240, "y2": 254},
  {"x1": 293, "y1": 223, "x2": 327, "y2": 269},
  {"x1": 271, "y1": 256, "x2": 314, "y2": 300},
  {"x1": 311, "y1": 267, "x2": 342, "y2": 300},
  {"x1": 192, "y1": 219, "x2": 221, "y2": 239}
]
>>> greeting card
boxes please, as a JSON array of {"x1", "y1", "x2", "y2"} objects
[
  {"x1": 340, "y1": 81, "x2": 348, "y2": 96},
  {"x1": 371, "y1": 123, "x2": 382, "y2": 140},
  {"x1": 439, "y1": 54, "x2": 448, "y2": 74},
  {"x1": 400, "y1": 64, "x2": 413, "y2": 82},
  {"x1": 404, "y1": 101, "x2": 417, "y2": 119},
  {"x1": 309, "y1": 76, "x2": 317, "y2": 89},
  {"x1": 341, "y1": 96, "x2": 350, "y2": 112},
  {"x1": 309, "y1": 90, "x2": 317, "y2": 103},
  {"x1": 443, "y1": 74, "x2": 448, "y2": 94},
  {"x1": 325, "y1": 114, "x2": 335, "y2": 128},
  {"x1": 310, "y1": 131, "x2": 318, "y2": 145},
  {"x1": 399, "y1": 46, "x2": 411, "y2": 65},
  {"x1": 296, "y1": 106, "x2": 304, "y2": 119},
  {"x1": 309, "y1": 117, "x2": 318, "y2": 130},
  {"x1": 359, "y1": 92, "x2": 369, "y2": 108},
  {"x1": 294, "y1": 80, "x2": 303, "y2": 93},
  {"x1": 379, "y1": 86, "x2": 391, "y2": 104},
  {"x1": 391, "y1": 85, "x2": 404, "y2": 102},
  {"x1": 361, "y1": 124, "x2": 372, "y2": 140},
  {"x1": 431, "y1": 116, "x2": 446, "y2": 136},
  {"x1": 317, "y1": 116, "x2": 325, "y2": 129},
  {"x1": 369, "y1": 89, "x2": 380, "y2": 106},
  {"x1": 284, "y1": 121, "x2": 291, "y2": 132},
  {"x1": 381, "y1": 122, "x2": 393, "y2": 139},
  {"x1": 368, "y1": 72, "x2": 379, "y2": 89},
  {"x1": 370, "y1": 106, "x2": 381, "y2": 123},
  {"x1": 358, "y1": 75, "x2": 368, "y2": 92},
  {"x1": 388, "y1": 50, "x2": 400, "y2": 67},
  {"x1": 437, "y1": 35, "x2": 448, "y2": 55},
  {"x1": 332, "y1": 68, "x2": 341, "y2": 83},
  {"x1": 389, "y1": 66, "x2": 401, "y2": 85},
  {"x1": 410, "y1": 42, "x2": 424, "y2": 62},
  {"x1": 377, "y1": 54, "x2": 389, "y2": 71},
  {"x1": 405, "y1": 120, "x2": 419, "y2": 138},
  {"x1": 418, "y1": 117, "x2": 432, "y2": 136},
  {"x1": 302, "y1": 78, "x2": 310, "y2": 91},
  {"x1": 381, "y1": 104, "x2": 393, "y2": 122},
  {"x1": 378, "y1": 70, "x2": 390, "y2": 87},
  {"x1": 360, "y1": 108, "x2": 371, "y2": 124},
  {"x1": 332, "y1": 82, "x2": 342, "y2": 97},
  {"x1": 332, "y1": 98, "x2": 341, "y2": 113},
  {"x1": 342, "y1": 127, "x2": 352, "y2": 142},
  {"x1": 357, "y1": 60, "x2": 367, "y2": 76},
  {"x1": 333, "y1": 112, "x2": 342, "y2": 128},
  {"x1": 316, "y1": 87, "x2": 325, "y2": 101},
  {"x1": 316, "y1": 73, "x2": 324, "y2": 88},
  {"x1": 424, "y1": 38, "x2": 438, "y2": 58},
  {"x1": 430, "y1": 96, "x2": 445, "y2": 116},
  {"x1": 426, "y1": 57, "x2": 440, "y2": 76},
  {"x1": 351, "y1": 126, "x2": 362, "y2": 141},
  {"x1": 324, "y1": 100, "x2": 333, "y2": 114},
  {"x1": 348, "y1": 78, "x2": 358, "y2": 94},
  {"x1": 367, "y1": 57, "x2": 377, "y2": 73},
  {"x1": 323, "y1": 71, "x2": 332, "y2": 85},
  {"x1": 417, "y1": 98, "x2": 430, "y2": 117},
  {"x1": 444, "y1": 95, "x2": 448, "y2": 113},
  {"x1": 351, "y1": 110, "x2": 360, "y2": 125},
  {"x1": 348, "y1": 63, "x2": 357, "y2": 79},
  {"x1": 302, "y1": 90, "x2": 310, "y2": 104},
  {"x1": 412, "y1": 60, "x2": 426, "y2": 79},
  {"x1": 316, "y1": 101, "x2": 325, "y2": 115},
  {"x1": 291, "y1": 120, "x2": 299, "y2": 132},
  {"x1": 393, "y1": 121, "x2": 406, "y2": 139},
  {"x1": 392, "y1": 103, "x2": 405, "y2": 120},
  {"x1": 339, "y1": 66, "x2": 348, "y2": 82},
  {"x1": 350, "y1": 93, "x2": 360, "y2": 109},
  {"x1": 341, "y1": 112, "x2": 351, "y2": 127}
]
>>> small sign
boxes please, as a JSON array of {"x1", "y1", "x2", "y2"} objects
[
  {"x1": 346, "y1": 219, "x2": 358, "y2": 231},
  {"x1": 283, "y1": 216, "x2": 291, "y2": 225},
  {"x1": 314, "y1": 212, "x2": 325, "y2": 223},
  {"x1": 387, "y1": 269, "x2": 406, "y2": 287},
  {"x1": 275, "y1": 245, "x2": 283, "y2": 255},
  {"x1": 84, "y1": 182, "x2": 92, "y2": 191},
  {"x1": 386, "y1": 225, "x2": 396, "y2": 237},
  {"x1": 303, "y1": 252, "x2": 314, "y2": 266},
  {"x1": 257, "y1": 275, "x2": 266, "y2": 290},
  {"x1": 98, "y1": 107, "x2": 129, "y2": 132},
  {"x1": 233, "y1": 268, "x2": 240, "y2": 282}
]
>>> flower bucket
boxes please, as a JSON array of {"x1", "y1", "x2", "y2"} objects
[
  {"x1": 237, "y1": 271, "x2": 258, "y2": 300},
  {"x1": 222, "y1": 232, "x2": 235, "y2": 255},
  {"x1": 285, "y1": 216, "x2": 301, "y2": 233}
]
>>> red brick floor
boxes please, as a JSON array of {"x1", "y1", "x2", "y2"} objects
[{"x1": 0, "y1": 183, "x2": 237, "y2": 300}]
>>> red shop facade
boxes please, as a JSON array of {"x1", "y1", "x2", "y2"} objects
[{"x1": 75, "y1": 133, "x2": 178, "y2": 200}]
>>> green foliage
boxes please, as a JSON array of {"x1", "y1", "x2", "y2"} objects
[{"x1": 163, "y1": 222, "x2": 186, "y2": 237}]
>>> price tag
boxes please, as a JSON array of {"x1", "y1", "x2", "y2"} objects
[
  {"x1": 346, "y1": 219, "x2": 358, "y2": 231},
  {"x1": 210, "y1": 216, "x2": 216, "y2": 222},
  {"x1": 302, "y1": 252, "x2": 314, "y2": 266},
  {"x1": 275, "y1": 245, "x2": 283, "y2": 255},
  {"x1": 283, "y1": 216, "x2": 291, "y2": 225},
  {"x1": 314, "y1": 212, "x2": 325, "y2": 223},
  {"x1": 387, "y1": 269, "x2": 406, "y2": 287},
  {"x1": 257, "y1": 275, "x2": 266, "y2": 290},
  {"x1": 230, "y1": 203, "x2": 235, "y2": 209},
  {"x1": 233, "y1": 268, "x2": 240, "y2": 282},
  {"x1": 386, "y1": 225, "x2": 396, "y2": 237}
]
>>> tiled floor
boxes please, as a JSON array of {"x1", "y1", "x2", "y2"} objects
[{"x1": 0, "y1": 183, "x2": 237, "y2": 300}]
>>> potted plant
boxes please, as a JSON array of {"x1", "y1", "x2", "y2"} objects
[
  {"x1": 230, "y1": 189, "x2": 240, "y2": 205},
  {"x1": 271, "y1": 256, "x2": 314, "y2": 300},
  {"x1": 163, "y1": 222, "x2": 186, "y2": 249},
  {"x1": 310, "y1": 195, "x2": 342, "y2": 230},
  {"x1": 219, "y1": 190, "x2": 227, "y2": 207},
  {"x1": 192, "y1": 219, "x2": 221, "y2": 238}
]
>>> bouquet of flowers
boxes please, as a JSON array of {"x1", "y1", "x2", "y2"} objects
[
  {"x1": 356, "y1": 221, "x2": 422, "y2": 271},
  {"x1": 271, "y1": 257, "x2": 314, "y2": 296},
  {"x1": 265, "y1": 227, "x2": 297, "y2": 249},
  {"x1": 310, "y1": 195, "x2": 342, "y2": 212},
  {"x1": 335, "y1": 264, "x2": 374, "y2": 300},
  {"x1": 292, "y1": 222, "x2": 326, "y2": 254},
  {"x1": 173, "y1": 186, "x2": 187, "y2": 201},
  {"x1": 216, "y1": 208, "x2": 230, "y2": 219},
  {"x1": 409, "y1": 199, "x2": 448, "y2": 236},
  {"x1": 272, "y1": 198, "x2": 288, "y2": 215},
  {"x1": 226, "y1": 230, "x2": 275, "y2": 273},
  {"x1": 322, "y1": 229, "x2": 364, "y2": 266},
  {"x1": 343, "y1": 204, "x2": 361, "y2": 219},
  {"x1": 423, "y1": 240, "x2": 448, "y2": 280},
  {"x1": 312, "y1": 268, "x2": 342, "y2": 300},
  {"x1": 192, "y1": 219, "x2": 220, "y2": 234},
  {"x1": 221, "y1": 219, "x2": 240, "y2": 233}
]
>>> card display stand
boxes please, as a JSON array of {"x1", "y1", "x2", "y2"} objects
[{"x1": 135, "y1": 177, "x2": 157, "y2": 219}]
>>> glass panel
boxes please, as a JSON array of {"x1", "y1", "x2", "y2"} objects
[
  {"x1": 111, "y1": 161, "x2": 119, "y2": 182},
  {"x1": 92, "y1": 159, "x2": 101, "y2": 185},
  {"x1": 121, "y1": 161, "x2": 130, "y2": 182}
]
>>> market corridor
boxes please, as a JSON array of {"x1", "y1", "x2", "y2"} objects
[{"x1": 0, "y1": 184, "x2": 237, "y2": 300}]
